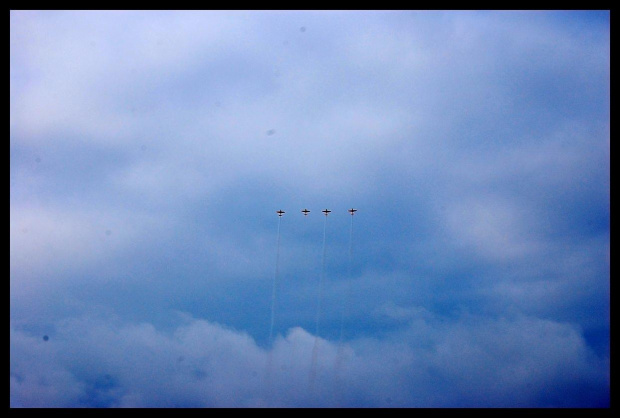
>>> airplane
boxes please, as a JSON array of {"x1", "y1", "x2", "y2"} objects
[
  {"x1": 322, "y1": 209, "x2": 331, "y2": 216},
  {"x1": 348, "y1": 208, "x2": 358, "y2": 215},
  {"x1": 276, "y1": 210, "x2": 285, "y2": 217},
  {"x1": 301, "y1": 209, "x2": 310, "y2": 216}
]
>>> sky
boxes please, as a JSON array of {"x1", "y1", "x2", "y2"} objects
[{"x1": 10, "y1": 10, "x2": 610, "y2": 408}]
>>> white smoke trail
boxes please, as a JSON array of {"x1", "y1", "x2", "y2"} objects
[
  {"x1": 269, "y1": 215, "x2": 282, "y2": 347},
  {"x1": 287, "y1": 213, "x2": 311, "y2": 377},
  {"x1": 334, "y1": 212, "x2": 354, "y2": 404},
  {"x1": 309, "y1": 214, "x2": 328, "y2": 391},
  {"x1": 265, "y1": 214, "x2": 282, "y2": 402}
]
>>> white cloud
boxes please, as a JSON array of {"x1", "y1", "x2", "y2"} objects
[
  {"x1": 444, "y1": 195, "x2": 543, "y2": 263},
  {"x1": 9, "y1": 204, "x2": 168, "y2": 294},
  {"x1": 10, "y1": 10, "x2": 609, "y2": 408},
  {"x1": 9, "y1": 311, "x2": 608, "y2": 407},
  {"x1": 10, "y1": 10, "x2": 262, "y2": 144}
]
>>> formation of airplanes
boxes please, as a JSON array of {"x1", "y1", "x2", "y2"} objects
[{"x1": 276, "y1": 208, "x2": 357, "y2": 216}]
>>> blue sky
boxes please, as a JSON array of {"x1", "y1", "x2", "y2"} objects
[{"x1": 10, "y1": 10, "x2": 609, "y2": 407}]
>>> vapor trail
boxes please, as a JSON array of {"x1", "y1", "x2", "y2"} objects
[
  {"x1": 288, "y1": 211, "x2": 311, "y2": 377},
  {"x1": 336, "y1": 214, "x2": 353, "y2": 355},
  {"x1": 334, "y1": 212, "x2": 354, "y2": 402},
  {"x1": 269, "y1": 215, "x2": 282, "y2": 348},
  {"x1": 265, "y1": 213, "x2": 283, "y2": 402},
  {"x1": 309, "y1": 213, "x2": 328, "y2": 390}
]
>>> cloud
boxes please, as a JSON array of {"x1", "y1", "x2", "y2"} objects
[
  {"x1": 10, "y1": 10, "x2": 609, "y2": 407},
  {"x1": 10, "y1": 311, "x2": 608, "y2": 407}
]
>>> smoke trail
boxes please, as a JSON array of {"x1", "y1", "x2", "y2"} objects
[
  {"x1": 265, "y1": 214, "x2": 282, "y2": 403},
  {"x1": 269, "y1": 215, "x2": 282, "y2": 348},
  {"x1": 336, "y1": 214, "x2": 354, "y2": 353},
  {"x1": 334, "y1": 212, "x2": 354, "y2": 402},
  {"x1": 288, "y1": 211, "x2": 311, "y2": 377},
  {"x1": 309, "y1": 213, "x2": 328, "y2": 391}
]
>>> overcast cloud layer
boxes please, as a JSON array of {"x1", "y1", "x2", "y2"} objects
[{"x1": 10, "y1": 10, "x2": 609, "y2": 407}]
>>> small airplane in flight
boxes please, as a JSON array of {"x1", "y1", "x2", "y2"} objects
[
  {"x1": 322, "y1": 209, "x2": 331, "y2": 216},
  {"x1": 301, "y1": 209, "x2": 310, "y2": 216},
  {"x1": 348, "y1": 208, "x2": 357, "y2": 215},
  {"x1": 276, "y1": 210, "x2": 285, "y2": 217}
]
